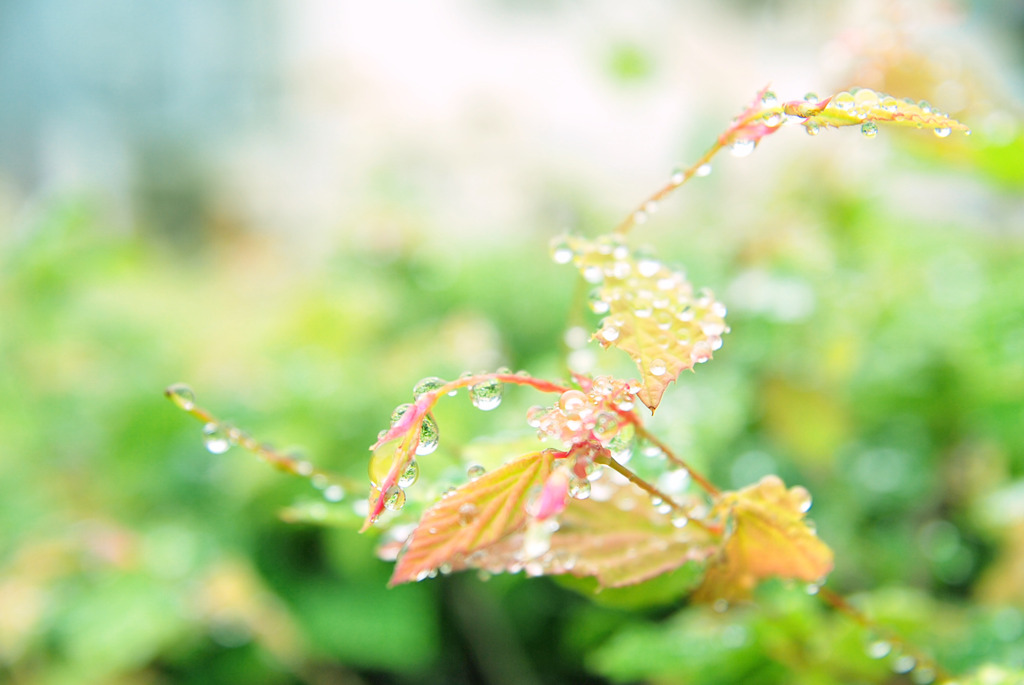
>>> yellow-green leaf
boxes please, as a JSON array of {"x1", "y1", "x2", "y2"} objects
[
  {"x1": 694, "y1": 475, "x2": 833, "y2": 604},
  {"x1": 555, "y1": 235, "x2": 728, "y2": 412}
]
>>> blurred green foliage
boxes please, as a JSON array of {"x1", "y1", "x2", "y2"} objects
[{"x1": 3, "y1": 33, "x2": 1024, "y2": 685}]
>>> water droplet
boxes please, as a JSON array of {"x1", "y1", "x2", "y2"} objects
[
  {"x1": 368, "y1": 439, "x2": 398, "y2": 487},
  {"x1": 649, "y1": 359, "x2": 667, "y2": 376},
  {"x1": 458, "y1": 502, "x2": 479, "y2": 525},
  {"x1": 860, "y1": 121, "x2": 878, "y2": 138},
  {"x1": 658, "y1": 468, "x2": 691, "y2": 494},
  {"x1": 295, "y1": 460, "x2": 314, "y2": 476},
  {"x1": 469, "y1": 378, "x2": 503, "y2": 411},
  {"x1": 805, "y1": 582, "x2": 821, "y2": 595},
  {"x1": 582, "y1": 265, "x2": 603, "y2": 284},
  {"x1": 670, "y1": 168, "x2": 686, "y2": 185},
  {"x1": 803, "y1": 92, "x2": 819, "y2": 103},
  {"x1": 324, "y1": 484, "x2": 345, "y2": 502},
  {"x1": 202, "y1": 422, "x2": 230, "y2": 454},
  {"x1": 166, "y1": 383, "x2": 196, "y2": 411},
  {"x1": 588, "y1": 291, "x2": 610, "y2": 314},
  {"x1": 467, "y1": 464, "x2": 486, "y2": 480},
  {"x1": 559, "y1": 389, "x2": 588, "y2": 414},
  {"x1": 601, "y1": 326, "x2": 620, "y2": 342},
  {"x1": 760, "y1": 90, "x2": 778, "y2": 107},
  {"x1": 390, "y1": 403, "x2": 413, "y2": 426},
  {"x1": 383, "y1": 485, "x2": 406, "y2": 511},
  {"x1": 398, "y1": 460, "x2": 420, "y2": 487},
  {"x1": 637, "y1": 259, "x2": 660, "y2": 278},
  {"x1": 933, "y1": 126, "x2": 951, "y2": 138},
  {"x1": 805, "y1": 121, "x2": 821, "y2": 136},
  {"x1": 550, "y1": 238, "x2": 574, "y2": 264},
  {"x1": 867, "y1": 640, "x2": 892, "y2": 659},
  {"x1": 833, "y1": 91, "x2": 855, "y2": 111},
  {"x1": 791, "y1": 486, "x2": 812, "y2": 513},
  {"x1": 696, "y1": 163, "x2": 712, "y2": 177},
  {"x1": 762, "y1": 111, "x2": 782, "y2": 127},
  {"x1": 523, "y1": 520, "x2": 556, "y2": 558},
  {"x1": 729, "y1": 139, "x2": 756, "y2": 157},
  {"x1": 713, "y1": 599, "x2": 729, "y2": 613},
  {"x1": 412, "y1": 376, "x2": 446, "y2": 399},
  {"x1": 416, "y1": 415, "x2": 439, "y2": 455},
  {"x1": 671, "y1": 513, "x2": 689, "y2": 528},
  {"x1": 918, "y1": 100, "x2": 933, "y2": 114},
  {"x1": 880, "y1": 96, "x2": 898, "y2": 113},
  {"x1": 568, "y1": 477, "x2": 591, "y2": 500},
  {"x1": 892, "y1": 654, "x2": 916, "y2": 674},
  {"x1": 608, "y1": 433, "x2": 633, "y2": 463},
  {"x1": 644, "y1": 201, "x2": 658, "y2": 214},
  {"x1": 632, "y1": 209, "x2": 648, "y2": 225}
]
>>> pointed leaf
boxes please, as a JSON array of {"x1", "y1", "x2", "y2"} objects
[
  {"x1": 783, "y1": 88, "x2": 970, "y2": 136},
  {"x1": 389, "y1": 450, "x2": 559, "y2": 585},
  {"x1": 694, "y1": 475, "x2": 833, "y2": 604},
  {"x1": 555, "y1": 235, "x2": 728, "y2": 412}
]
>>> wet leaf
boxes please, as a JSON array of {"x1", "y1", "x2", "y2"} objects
[
  {"x1": 389, "y1": 450, "x2": 560, "y2": 585},
  {"x1": 694, "y1": 475, "x2": 833, "y2": 604},
  {"x1": 555, "y1": 235, "x2": 728, "y2": 412},
  {"x1": 785, "y1": 88, "x2": 971, "y2": 136}
]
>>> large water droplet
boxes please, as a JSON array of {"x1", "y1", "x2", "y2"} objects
[
  {"x1": 637, "y1": 259, "x2": 660, "y2": 278},
  {"x1": 390, "y1": 403, "x2": 413, "y2": 426},
  {"x1": 368, "y1": 439, "x2": 398, "y2": 487},
  {"x1": 860, "y1": 121, "x2": 878, "y2": 138},
  {"x1": 805, "y1": 121, "x2": 821, "y2": 136},
  {"x1": 803, "y1": 92, "x2": 819, "y2": 104},
  {"x1": 568, "y1": 477, "x2": 591, "y2": 500},
  {"x1": 760, "y1": 90, "x2": 778, "y2": 107},
  {"x1": 649, "y1": 359, "x2": 667, "y2": 376},
  {"x1": 729, "y1": 139, "x2": 756, "y2": 158},
  {"x1": 467, "y1": 464, "x2": 486, "y2": 480},
  {"x1": 880, "y1": 96, "x2": 898, "y2": 113},
  {"x1": 588, "y1": 291, "x2": 610, "y2": 314},
  {"x1": 416, "y1": 415, "x2": 440, "y2": 455},
  {"x1": 412, "y1": 376, "x2": 446, "y2": 399},
  {"x1": 696, "y1": 163, "x2": 712, "y2": 177},
  {"x1": 558, "y1": 389, "x2": 588, "y2": 414},
  {"x1": 892, "y1": 654, "x2": 916, "y2": 674},
  {"x1": 933, "y1": 126, "x2": 951, "y2": 138},
  {"x1": 469, "y1": 378, "x2": 503, "y2": 411},
  {"x1": 166, "y1": 383, "x2": 196, "y2": 411},
  {"x1": 383, "y1": 485, "x2": 406, "y2": 511},
  {"x1": 670, "y1": 168, "x2": 686, "y2": 185},
  {"x1": 398, "y1": 460, "x2": 420, "y2": 488},
  {"x1": 833, "y1": 91, "x2": 855, "y2": 111},
  {"x1": 601, "y1": 326, "x2": 620, "y2": 342},
  {"x1": 550, "y1": 238, "x2": 574, "y2": 264},
  {"x1": 202, "y1": 422, "x2": 230, "y2": 454}
]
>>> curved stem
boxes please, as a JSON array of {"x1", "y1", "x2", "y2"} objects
[{"x1": 629, "y1": 421, "x2": 720, "y2": 497}]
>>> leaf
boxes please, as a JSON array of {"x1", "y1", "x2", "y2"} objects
[
  {"x1": 555, "y1": 235, "x2": 728, "y2": 412},
  {"x1": 694, "y1": 475, "x2": 833, "y2": 604},
  {"x1": 546, "y1": 488, "x2": 717, "y2": 588},
  {"x1": 389, "y1": 450, "x2": 559, "y2": 586},
  {"x1": 783, "y1": 88, "x2": 970, "y2": 136}
]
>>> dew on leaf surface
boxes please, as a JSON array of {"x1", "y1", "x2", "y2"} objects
[
  {"x1": 729, "y1": 139, "x2": 756, "y2": 157},
  {"x1": 866, "y1": 640, "x2": 892, "y2": 659},
  {"x1": 166, "y1": 383, "x2": 196, "y2": 411},
  {"x1": 458, "y1": 502, "x2": 479, "y2": 525},
  {"x1": 467, "y1": 464, "x2": 486, "y2": 480},
  {"x1": 934, "y1": 126, "x2": 952, "y2": 138},
  {"x1": 832, "y1": 91, "x2": 855, "y2": 111},
  {"x1": 398, "y1": 460, "x2": 420, "y2": 488},
  {"x1": 892, "y1": 655, "x2": 917, "y2": 674},
  {"x1": 412, "y1": 376, "x2": 446, "y2": 399},
  {"x1": 760, "y1": 90, "x2": 778, "y2": 107},
  {"x1": 568, "y1": 477, "x2": 591, "y2": 500},
  {"x1": 550, "y1": 238, "x2": 574, "y2": 264},
  {"x1": 600, "y1": 326, "x2": 620, "y2": 342},
  {"x1": 469, "y1": 378, "x2": 503, "y2": 411},
  {"x1": 670, "y1": 168, "x2": 685, "y2": 185},
  {"x1": 696, "y1": 163, "x2": 712, "y2": 177},
  {"x1": 805, "y1": 121, "x2": 821, "y2": 136},
  {"x1": 860, "y1": 121, "x2": 878, "y2": 138},
  {"x1": 649, "y1": 358, "x2": 667, "y2": 376},
  {"x1": 383, "y1": 485, "x2": 406, "y2": 511},
  {"x1": 390, "y1": 403, "x2": 413, "y2": 426},
  {"x1": 201, "y1": 422, "x2": 230, "y2": 454},
  {"x1": 416, "y1": 416, "x2": 439, "y2": 455}
]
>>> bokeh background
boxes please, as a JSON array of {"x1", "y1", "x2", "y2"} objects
[{"x1": 2, "y1": 0, "x2": 1023, "y2": 683}]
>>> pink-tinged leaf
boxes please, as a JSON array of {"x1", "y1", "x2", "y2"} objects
[
  {"x1": 782, "y1": 88, "x2": 970, "y2": 136},
  {"x1": 694, "y1": 475, "x2": 833, "y2": 604},
  {"x1": 389, "y1": 450, "x2": 560, "y2": 586},
  {"x1": 718, "y1": 84, "x2": 785, "y2": 150},
  {"x1": 555, "y1": 235, "x2": 728, "y2": 412}
]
